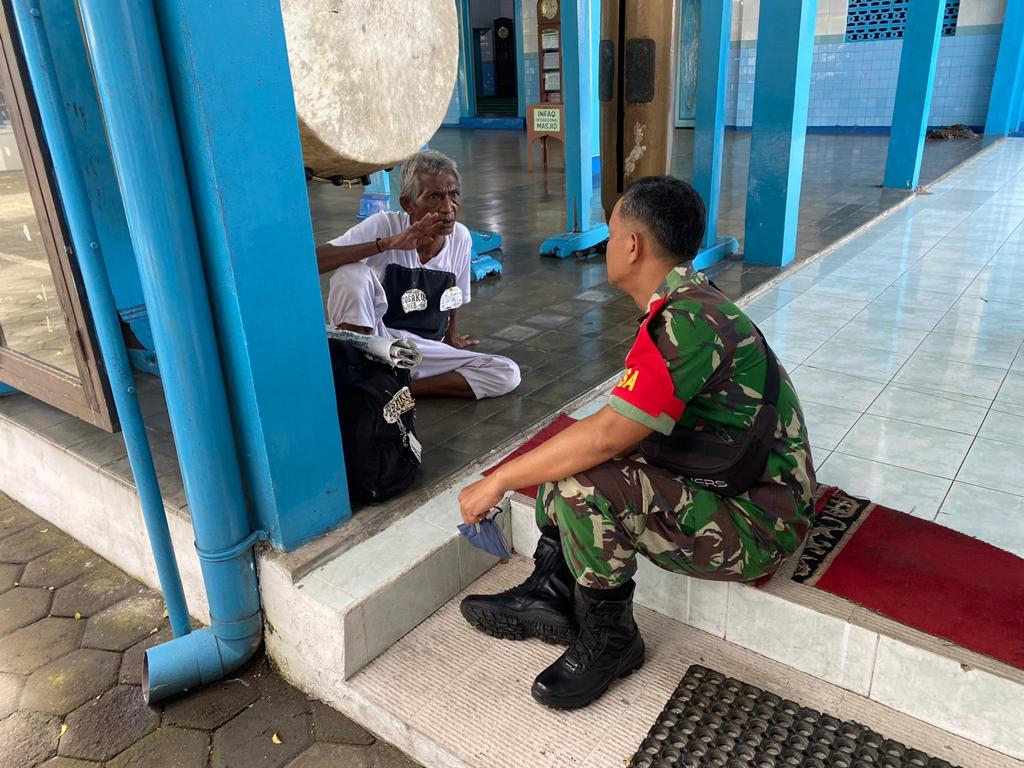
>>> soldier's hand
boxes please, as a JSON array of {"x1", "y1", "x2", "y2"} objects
[{"x1": 460, "y1": 476, "x2": 504, "y2": 525}]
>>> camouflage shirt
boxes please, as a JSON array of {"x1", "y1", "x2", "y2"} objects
[{"x1": 609, "y1": 265, "x2": 816, "y2": 525}]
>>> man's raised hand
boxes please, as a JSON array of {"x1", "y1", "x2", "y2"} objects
[{"x1": 387, "y1": 212, "x2": 449, "y2": 251}]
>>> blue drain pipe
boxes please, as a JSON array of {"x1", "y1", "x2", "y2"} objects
[
  {"x1": 74, "y1": 0, "x2": 264, "y2": 702},
  {"x1": 11, "y1": 0, "x2": 191, "y2": 640}
]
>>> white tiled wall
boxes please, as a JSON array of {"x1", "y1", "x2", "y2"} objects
[
  {"x1": 732, "y1": 0, "x2": 848, "y2": 43},
  {"x1": 722, "y1": 0, "x2": 1003, "y2": 128},
  {"x1": 958, "y1": 0, "x2": 1007, "y2": 27},
  {"x1": 731, "y1": 0, "x2": 1004, "y2": 44}
]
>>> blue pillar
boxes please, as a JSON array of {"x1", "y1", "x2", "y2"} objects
[
  {"x1": 743, "y1": 0, "x2": 818, "y2": 267},
  {"x1": 152, "y1": 0, "x2": 350, "y2": 550},
  {"x1": 984, "y1": 1, "x2": 1024, "y2": 137},
  {"x1": 539, "y1": 0, "x2": 608, "y2": 258},
  {"x1": 358, "y1": 171, "x2": 392, "y2": 220},
  {"x1": 457, "y1": 0, "x2": 477, "y2": 120},
  {"x1": 692, "y1": 0, "x2": 739, "y2": 271},
  {"x1": 37, "y1": 0, "x2": 153, "y2": 356},
  {"x1": 14, "y1": 0, "x2": 192, "y2": 638},
  {"x1": 591, "y1": 0, "x2": 601, "y2": 174},
  {"x1": 883, "y1": 0, "x2": 945, "y2": 190},
  {"x1": 515, "y1": 0, "x2": 527, "y2": 118},
  {"x1": 0, "y1": 382, "x2": 17, "y2": 396}
]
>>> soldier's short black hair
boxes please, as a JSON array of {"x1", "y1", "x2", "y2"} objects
[{"x1": 618, "y1": 175, "x2": 707, "y2": 264}]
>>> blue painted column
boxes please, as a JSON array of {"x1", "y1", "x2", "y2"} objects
[
  {"x1": 457, "y1": 0, "x2": 477, "y2": 119},
  {"x1": 38, "y1": 0, "x2": 153, "y2": 358},
  {"x1": 0, "y1": 382, "x2": 17, "y2": 396},
  {"x1": 515, "y1": 0, "x2": 527, "y2": 118},
  {"x1": 692, "y1": 0, "x2": 739, "y2": 271},
  {"x1": 743, "y1": 0, "x2": 818, "y2": 267},
  {"x1": 153, "y1": 0, "x2": 350, "y2": 550},
  {"x1": 984, "y1": 1, "x2": 1024, "y2": 136},
  {"x1": 358, "y1": 171, "x2": 392, "y2": 220},
  {"x1": 883, "y1": 0, "x2": 945, "y2": 190},
  {"x1": 590, "y1": 0, "x2": 601, "y2": 174},
  {"x1": 14, "y1": 0, "x2": 192, "y2": 638},
  {"x1": 539, "y1": 0, "x2": 608, "y2": 258}
]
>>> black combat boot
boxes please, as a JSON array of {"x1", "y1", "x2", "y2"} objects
[
  {"x1": 530, "y1": 580, "x2": 645, "y2": 709},
  {"x1": 460, "y1": 528, "x2": 577, "y2": 645}
]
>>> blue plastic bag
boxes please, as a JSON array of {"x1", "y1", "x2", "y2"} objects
[{"x1": 457, "y1": 507, "x2": 512, "y2": 560}]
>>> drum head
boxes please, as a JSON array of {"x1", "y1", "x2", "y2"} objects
[{"x1": 282, "y1": 0, "x2": 458, "y2": 180}]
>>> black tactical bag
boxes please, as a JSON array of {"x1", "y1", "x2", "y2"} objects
[
  {"x1": 638, "y1": 319, "x2": 781, "y2": 498},
  {"x1": 327, "y1": 338, "x2": 420, "y2": 504}
]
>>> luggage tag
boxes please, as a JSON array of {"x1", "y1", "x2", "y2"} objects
[
  {"x1": 439, "y1": 286, "x2": 463, "y2": 311},
  {"x1": 382, "y1": 386, "x2": 420, "y2": 462},
  {"x1": 408, "y1": 432, "x2": 423, "y2": 463},
  {"x1": 401, "y1": 288, "x2": 428, "y2": 313}
]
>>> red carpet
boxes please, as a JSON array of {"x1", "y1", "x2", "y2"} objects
[
  {"x1": 796, "y1": 488, "x2": 1024, "y2": 670},
  {"x1": 483, "y1": 413, "x2": 577, "y2": 498}
]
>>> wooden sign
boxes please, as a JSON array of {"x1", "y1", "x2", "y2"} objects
[{"x1": 527, "y1": 103, "x2": 564, "y2": 169}]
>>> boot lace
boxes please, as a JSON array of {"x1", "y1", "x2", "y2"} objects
[
  {"x1": 564, "y1": 608, "x2": 605, "y2": 668},
  {"x1": 510, "y1": 546, "x2": 559, "y2": 595}
]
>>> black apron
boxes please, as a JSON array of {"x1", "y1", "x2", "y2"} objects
[{"x1": 381, "y1": 263, "x2": 458, "y2": 341}]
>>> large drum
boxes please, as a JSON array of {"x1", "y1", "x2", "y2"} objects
[
  {"x1": 599, "y1": 0, "x2": 679, "y2": 219},
  {"x1": 281, "y1": 0, "x2": 459, "y2": 181}
]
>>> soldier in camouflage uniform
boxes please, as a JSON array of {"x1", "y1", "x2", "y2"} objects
[{"x1": 458, "y1": 176, "x2": 816, "y2": 711}]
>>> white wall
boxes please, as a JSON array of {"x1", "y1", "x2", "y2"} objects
[
  {"x1": 958, "y1": 0, "x2": 1006, "y2": 27},
  {"x1": 730, "y1": 0, "x2": 1004, "y2": 44}
]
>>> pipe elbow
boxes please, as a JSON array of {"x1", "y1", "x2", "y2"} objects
[{"x1": 143, "y1": 620, "x2": 262, "y2": 704}]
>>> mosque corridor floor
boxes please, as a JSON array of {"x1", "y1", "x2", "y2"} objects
[
  {"x1": 307, "y1": 128, "x2": 988, "y2": 508},
  {"x1": 768, "y1": 139, "x2": 1024, "y2": 557}
]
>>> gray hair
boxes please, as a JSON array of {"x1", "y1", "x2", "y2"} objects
[{"x1": 399, "y1": 150, "x2": 461, "y2": 199}]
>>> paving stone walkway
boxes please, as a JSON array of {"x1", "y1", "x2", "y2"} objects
[{"x1": 0, "y1": 493, "x2": 421, "y2": 768}]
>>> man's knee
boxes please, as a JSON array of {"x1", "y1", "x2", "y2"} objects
[
  {"x1": 491, "y1": 357, "x2": 521, "y2": 396},
  {"x1": 330, "y1": 261, "x2": 374, "y2": 292},
  {"x1": 462, "y1": 355, "x2": 521, "y2": 399},
  {"x1": 327, "y1": 262, "x2": 379, "y2": 326}
]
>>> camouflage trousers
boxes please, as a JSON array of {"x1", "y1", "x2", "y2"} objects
[{"x1": 536, "y1": 458, "x2": 801, "y2": 590}]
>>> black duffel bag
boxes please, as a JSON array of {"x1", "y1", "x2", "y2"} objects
[{"x1": 327, "y1": 337, "x2": 421, "y2": 504}]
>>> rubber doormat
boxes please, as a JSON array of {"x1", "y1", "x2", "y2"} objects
[{"x1": 628, "y1": 665, "x2": 958, "y2": 768}]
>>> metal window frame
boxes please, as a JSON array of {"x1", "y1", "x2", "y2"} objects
[{"x1": 0, "y1": 2, "x2": 114, "y2": 430}]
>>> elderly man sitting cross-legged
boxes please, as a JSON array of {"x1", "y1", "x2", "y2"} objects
[
  {"x1": 317, "y1": 150, "x2": 520, "y2": 399},
  {"x1": 457, "y1": 176, "x2": 816, "y2": 710}
]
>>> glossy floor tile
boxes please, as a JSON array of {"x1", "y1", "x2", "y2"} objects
[
  {"x1": 936, "y1": 483, "x2": 1024, "y2": 559},
  {"x1": 956, "y1": 438, "x2": 1024, "y2": 497},
  {"x1": 775, "y1": 140, "x2": 1024, "y2": 556},
  {"x1": 836, "y1": 414, "x2": 975, "y2": 479},
  {"x1": 815, "y1": 452, "x2": 953, "y2": 520},
  {"x1": 866, "y1": 383, "x2": 991, "y2": 436}
]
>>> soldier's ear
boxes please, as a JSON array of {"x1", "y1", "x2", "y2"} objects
[{"x1": 626, "y1": 231, "x2": 642, "y2": 265}]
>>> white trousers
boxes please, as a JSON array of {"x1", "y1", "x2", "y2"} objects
[{"x1": 327, "y1": 263, "x2": 521, "y2": 399}]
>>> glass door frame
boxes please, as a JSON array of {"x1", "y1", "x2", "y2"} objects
[{"x1": 0, "y1": 3, "x2": 114, "y2": 430}]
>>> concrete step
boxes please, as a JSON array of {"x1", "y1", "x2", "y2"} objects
[
  {"x1": 259, "y1": 462, "x2": 1024, "y2": 764},
  {"x1": 264, "y1": 555, "x2": 1024, "y2": 768}
]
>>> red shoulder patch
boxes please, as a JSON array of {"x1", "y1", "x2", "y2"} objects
[{"x1": 611, "y1": 297, "x2": 685, "y2": 421}]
